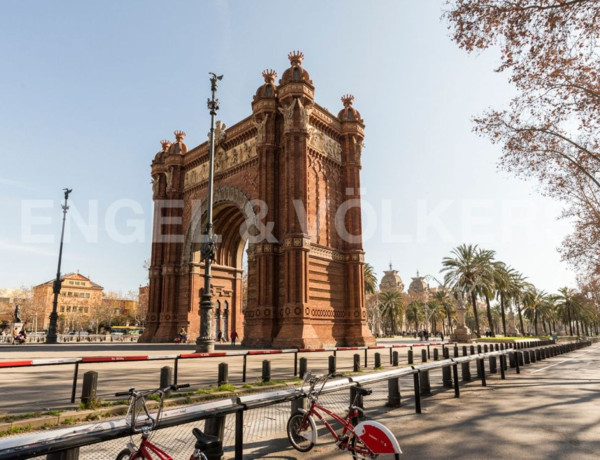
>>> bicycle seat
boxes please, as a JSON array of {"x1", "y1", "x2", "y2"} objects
[
  {"x1": 192, "y1": 428, "x2": 221, "y2": 450},
  {"x1": 354, "y1": 386, "x2": 372, "y2": 396}
]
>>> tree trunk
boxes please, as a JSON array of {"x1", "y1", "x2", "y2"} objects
[
  {"x1": 470, "y1": 291, "x2": 481, "y2": 337},
  {"x1": 484, "y1": 295, "x2": 495, "y2": 336},
  {"x1": 534, "y1": 309, "x2": 538, "y2": 336},
  {"x1": 517, "y1": 304, "x2": 525, "y2": 336},
  {"x1": 500, "y1": 294, "x2": 507, "y2": 336},
  {"x1": 567, "y1": 305, "x2": 573, "y2": 336}
]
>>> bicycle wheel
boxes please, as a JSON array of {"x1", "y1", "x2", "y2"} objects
[
  {"x1": 286, "y1": 411, "x2": 316, "y2": 452},
  {"x1": 351, "y1": 434, "x2": 373, "y2": 460},
  {"x1": 115, "y1": 448, "x2": 132, "y2": 460}
]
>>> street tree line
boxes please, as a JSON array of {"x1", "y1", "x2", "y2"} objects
[{"x1": 365, "y1": 243, "x2": 600, "y2": 338}]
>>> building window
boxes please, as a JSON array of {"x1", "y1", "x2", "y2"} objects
[
  {"x1": 59, "y1": 306, "x2": 65, "y2": 312},
  {"x1": 67, "y1": 292, "x2": 72, "y2": 296},
  {"x1": 66, "y1": 306, "x2": 71, "y2": 312},
  {"x1": 85, "y1": 293, "x2": 90, "y2": 298},
  {"x1": 69, "y1": 281, "x2": 73, "y2": 285}
]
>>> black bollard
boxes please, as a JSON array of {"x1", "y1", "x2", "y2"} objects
[
  {"x1": 353, "y1": 354, "x2": 360, "y2": 372},
  {"x1": 470, "y1": 345, "x2": 475, "y2": 355},
  {"x1": 81, "y1": 371, "x2": 98, "y2": 409},
  {"x1": 489, "y1": 355, "x2": 497, "y2": 373},
  {"x1": 433, "y1": 348, "x2": 439, "y2": 361},
  {"x1": 420, "y1": 350, "x2": 431, "y2": 395},
  {"x1": 328, "y1": 355, "x2": 336, "y2": 375},
  {"x1": 262, "y1": 360, "x2": 271, "y2": 383},
  {"x1": 408, "y1": 349, "x2": 414, "y2": 365},
  {"x1": 160, "y1": 366, "x2": 173, "y2": 389},
  {"x1": 387, "y1": 378, "x2": 401, "y2": 407},
  {"x1": 392, "y1": 351, "x2": 399, "y2": 367},
  {"x1": 462, "y1": 346, "x2": 471, "y2": 381},
  {"x1": 454, "y1": 344, "x2": 459, "y2": 357},
  {"x1": 374, "y1": 352, "x2": 381, "y2": 369},
  {"x1": 218, "y1": 362, "x2": 228, "y2": 386},
  {"x1": 299, "y1": 357, "x2": 308, "y2": 378},
  {"x1": 477, "y1": 344, "x2": 482, "y2": 354}
]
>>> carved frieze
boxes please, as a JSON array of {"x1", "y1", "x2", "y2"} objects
[
  {"x1": 184, "y1": 138, "x2": 258, "y2": 190},
  {"x1": 308, "y1": 127, "x2": 342, "y2": 163}
]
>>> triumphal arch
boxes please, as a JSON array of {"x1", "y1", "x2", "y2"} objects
[{"x1": 141, "y1": 51, "x2": 375, "y2": 348}]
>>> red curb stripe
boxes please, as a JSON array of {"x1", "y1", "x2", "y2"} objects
[
  {"x1": 81, "y1": 356, "x2": 149, "y2": 363},
  {"x1": 179, "y1": 352, "x2": 227, "y2": 359},
  {"x1": 247, "y1": 350, "x2": 283, "y2": 355},
  {"x1": 0, "y1": 360, "x2": 33, "y2": 367}
]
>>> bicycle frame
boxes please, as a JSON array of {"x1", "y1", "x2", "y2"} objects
[
  {"x1": 131, "y1": 438, "x2": 172, "y2": 460},
  {"x1": 303, "y1": 400, "x2": 372, "y2": 456}
]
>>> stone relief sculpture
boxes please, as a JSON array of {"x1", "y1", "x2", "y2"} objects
[
  {"x1": 252, "y1": 114, "x2": 269, "y2": 143},
  {"x1": 278, "y1": 99, "x2": 296, "y2": 132},
  {"x1": 210, "y1": 120, "x2": 227, "y2": 146},
  {"x1": 152, "y1": 175, "x2": 160, "y2": 196},
  {"x1": 165, "y1": 167, "x2": 173, "y2": 189},
  {"x1": 354, "y1": 137, "x2": 364, "y2": 162},
  {"x1": 297, "y1": 99, "x2": 312, "y2": 131}
]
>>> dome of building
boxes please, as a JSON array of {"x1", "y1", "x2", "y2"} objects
[
  {"x1": 254, "y1": 69, "x2": 278, "y2": 99},
  {"x1": 168, "y1": 130, "x2": 188, "y2": 155},
  {"x1": 279, "y1": 51, "x2": 313, "y2": 85},
  {"x1": 408, "y1": 274, "x2": 428, "y2": 294},
  {"x1": 379, "y1": 267, "x2": 404, "y2": 292},
  {"x1": 338, "y1": 94, "x2": 362, "y2": 122},
  {"x1": 153, "y1": 140, "x2": 171, "y2": 164}
]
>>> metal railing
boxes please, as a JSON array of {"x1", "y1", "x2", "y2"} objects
[{"x1": 0, "y1": 339, "x2": 591, "y2": 460}]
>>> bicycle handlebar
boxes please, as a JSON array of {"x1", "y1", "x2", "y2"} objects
[{"x1": 114, "y1": 383, "x2": 191, "y2": 397}]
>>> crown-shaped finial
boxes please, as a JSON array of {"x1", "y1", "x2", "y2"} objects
[
  {"x1": 262, "y1": 69, "x2": 277, "y2": 83},
  {"x1": 160, "y1": 140, "x2": 172, "y2": 152},
  {"x1": 174, "y1": 130, "x2": 186, "y2": 141},
  {"x1": 288, "y1": 50, "x2": 304, "y2": 66},
  {"x1": 341, "y1": 94, "x2": 355, "y2": 107}
]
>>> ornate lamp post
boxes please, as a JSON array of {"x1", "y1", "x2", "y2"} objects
[
  {"x1": 196, "y1": 73, "x2": 222, "y2": 353},
  {"x1": 46, "y1": 188, "x2": 72, "y2": 344}
]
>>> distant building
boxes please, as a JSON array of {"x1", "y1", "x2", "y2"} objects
[
  {"x1": 33, "y1": 273, "x2": 103, "y2": 330},
  {"x1": 379, "y1": 265, "x2": 404, "y2": 293}
]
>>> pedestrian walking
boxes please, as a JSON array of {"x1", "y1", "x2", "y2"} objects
[
  {"x1": 217, "y1": 330, "x2": 224, "y2": 343},
  {"x1": 231, "y1": 330, "x2": 238, "y2": 346}
]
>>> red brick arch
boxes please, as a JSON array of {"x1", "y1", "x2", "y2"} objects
[{"x1": 141, "y1": 52, "x2": 374, "y2": 347}]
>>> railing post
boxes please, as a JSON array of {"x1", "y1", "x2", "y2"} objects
[
  {"x1": 389, "y1": 347, "x2": 393, "y2": 365},
  {"x1": 413, "y1": 372, "x2": 422, "y2": 414},
  {"x1": 364, "y1": 348, "x2": 368, "y2": 368},
  {"x1": 70, "y1": 362, "x2": 79, "y2": 404},
  {"x1": 205, "y1": 415, "x2": 226, "y2": 446},
  {"x1": 350, "y1": 386, "x2": 365, "y2": 420},
  {"x1": 452, "y1": 363, "x2": 460, "y2": 398},
  {"x1": 408, "y1": 349, "x2": 413, "y2": 365},
  {"x1": 47, "y1": 448, "x2": 80, "y2": 460},
  {"x1": 294, "y1": 351, "x2": 298, "y2": 377},
  {"x1": 235, "y1": 408, "x2": 243, "y2": 460},
  {"x1": 291, "y1": 394, "x2": 306, "y2": 414},
  {"x1": 242, "y1": 354, "x2": 247, "y2": 383},
  {"x1": 174, "y1": 357, "x2": 179, "y2": 386},
  {"x1": 515, "y1": 351, "x2": 520, "y2": 374}
]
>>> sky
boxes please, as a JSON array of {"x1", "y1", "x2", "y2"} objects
[{"x1": 0, "y1": 0, "x2": 576, "y2": 295}]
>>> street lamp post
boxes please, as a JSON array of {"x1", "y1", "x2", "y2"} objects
[
  {"x1": 196, "y1": 73, "x2": 223, "y2": 353},
  {"x1": 46, "y1": 188, "x2": 72, "y2": 344}
]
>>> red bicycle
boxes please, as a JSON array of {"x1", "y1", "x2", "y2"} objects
[
  {"x1": 115, "y1": 384, "x2": 222, "y2": 460},
  {"x1": 287, "y1": 373, "x2": 402, "y2": 459}
]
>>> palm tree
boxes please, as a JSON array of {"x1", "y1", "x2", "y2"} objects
[
  {"x1": 441, "y1": 244, "x2": 488, "y2": 337},
  {"x1": 556, "y1": 287, "x2": 577, "y2": 336},
  {"x1": 522, "y1": 285, "x2": 546, "y2": 336},
  {"x1": 406, "y1": 300, "x2": 425, "y2": 332},
  {"x1": 364, "y1": 263, "x2": 378, "y2": 295},
  {"x1": 476, "y1": 248, "x2": 497, "y2": 336},
  {"x1": 493, "y1": 262, "x2": 512, "y2": 336},
  {"x1": 378, "y1": 290, "x2": 404, "y2": 336},
  {"x1": 508, "y1": 270, "x2": 527, "y2": 335},
  {"x1": 433, "y1": 288, "x2": 455, "y2": 335}
]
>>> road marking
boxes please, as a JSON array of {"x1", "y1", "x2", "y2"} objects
[{"x1": 531, "y1": 347, "x2": 598, "y2": 373}]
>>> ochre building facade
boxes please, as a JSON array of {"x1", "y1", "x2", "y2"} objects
[{"x1": 141, "y1": 52, "x2": 375, "y2": 348}]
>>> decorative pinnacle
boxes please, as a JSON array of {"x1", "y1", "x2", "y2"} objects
[
  {"x1": 262, "y1": 69, "x2": 277, "y2": 83},
  {"x1": 160, "y1": 140, "x2": 172, "y2": 152},
  {"x1": 174, "y1": 130, "x2": 186, "y2": 141},
  {"x1": 288, "y1": 50, "x2": 304, "y2": 66},
  {"x1": 341, "y1": 94, "x2": 355, "y2": 107}
]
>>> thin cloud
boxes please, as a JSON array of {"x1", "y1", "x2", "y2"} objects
[
  {"x1": 0, "y1": 177, "x2": 37, "y2": 190},
  {"x1": 0, "y1": 240, "x2": 56, "y2": 257}
]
